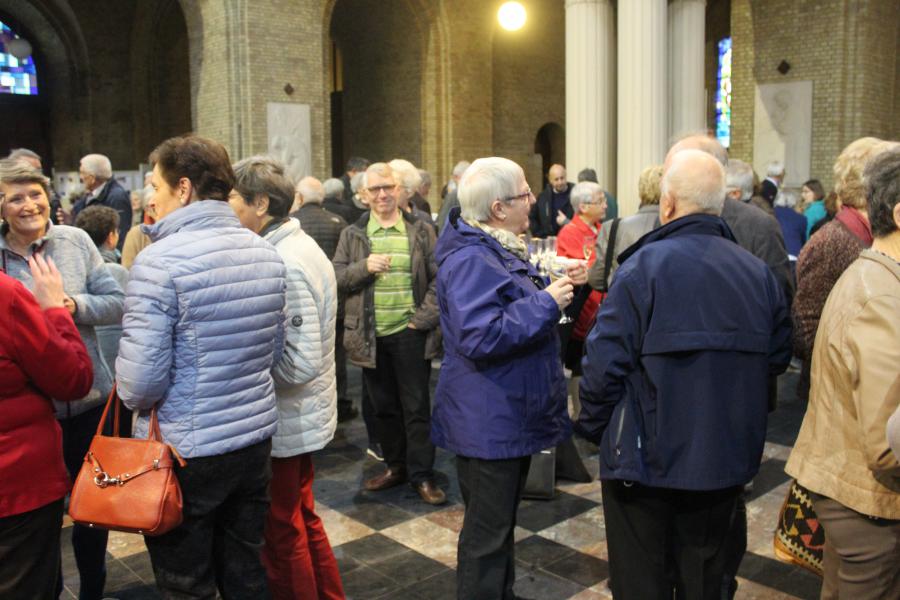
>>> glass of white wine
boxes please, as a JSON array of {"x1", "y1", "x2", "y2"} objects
[
  {"x1": 548, "y1": 256, "x2": 575, "y2": 324},
  {"x1": 582, "y1": 236, "x2": 594, "y2": 261}
]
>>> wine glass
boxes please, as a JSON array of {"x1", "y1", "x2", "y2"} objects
[{"x1": 548, "y1": 256, "x2": 574, "y2": 324}]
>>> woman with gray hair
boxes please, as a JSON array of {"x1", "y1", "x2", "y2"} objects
[
  {"x1": 389, "y1": 158, "x2": 434, "y2": 226},
  {"x1": 229, "y1": 156, "x2": 344, "y2": 599},
  {"x1": 431, "y1": 156, "x2": 585, "y2": 599},
  {"x1": 786, "y1": 145, "x2": 900, "y2": 598},
  {"x1": 0, "y1": 158, "x2": 124, "y2": 599}
]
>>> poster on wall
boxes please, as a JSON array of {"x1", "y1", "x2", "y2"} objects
[
  {"x1": 267, "y1": 102, "x2": 312, "y2": 185},
  {"x1": 753, "y1": 81, "x2": 812, "y2": 188}
]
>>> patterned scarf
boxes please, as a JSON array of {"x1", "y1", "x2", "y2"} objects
[{"x1": 463, "y1": 218, "x2": 529, "y2": 261}]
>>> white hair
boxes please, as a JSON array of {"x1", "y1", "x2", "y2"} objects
[
  {"x1": 725, "y1": 159, "x2": 754, "y2": 201},
  {"x1": 766, "y1": 161, "x2": 785, "y2": 178},
  {"x1": 775, "y1": 189, "x2": 798, "y2": 208},
  {"x1": 458, "y1": 157, "x2": 522, "y2": 222},
  {"x1": 661, "y1": 149, "x2": 725, "y2": 216},
  {"x1": 350, "y1": 172, "x2": 365, "y2": 193},
  {"x1": 295, "y1": 176, "x2": 325, "y2": 204},
  {"x1": 570, "y1": 181, "x2": 603, "y2": 212},
  {"x1": 80, "y1": 153, "x2": 113, "y2": 180},
  {"x1": 323, "y1": 177, "x2": 344, "y2": 199},
  {"x1": 452, "y1": 160, "x2": 471, "y2": 179},
  {"x1": 388, "y1": 158, "x2": 422, "y2": 192}
]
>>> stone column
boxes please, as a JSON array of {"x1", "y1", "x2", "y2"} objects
[
  {"x1": 565, "y1": 0, "x2": 616, "y2": 192},
  {"x1": 668, "y1": 0, "x2": 707, "y2": 139},
  {"x1": 617, "y1": 0, "x2": 667, "y2": 217}
]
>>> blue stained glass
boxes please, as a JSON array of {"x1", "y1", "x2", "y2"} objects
[
  {"x1": 715, "y1": 37, "x2": 732, "y2": 149},
  {"x1": 0, "y1": 21, "x2": 38, "y2": 96}
]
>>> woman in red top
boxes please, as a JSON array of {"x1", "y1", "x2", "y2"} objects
[
  {"x1": 0, "y1": 254, "x2": 94, "y2": 599},
  {"x1": 557, "y1": 181, "x2": 607, "y2": 371}
]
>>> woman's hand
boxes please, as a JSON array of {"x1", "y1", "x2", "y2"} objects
[
  {"x1": 27, "y1": 254, "x2": 67, "y2": 310},
  {"x1": 565, "y1": 260, "x2": 589, "y2": 286},
  {"x1": 546, "y1": 276, "x2": 574, "y2": 311}
]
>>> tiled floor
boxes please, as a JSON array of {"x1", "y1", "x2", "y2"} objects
[{"x1": 60, "y1": 368, "x2": 822, "y2": 599}]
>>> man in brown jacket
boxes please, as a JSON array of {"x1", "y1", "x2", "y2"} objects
[{"x1": 332, "y1": 162, "x2": 445, "y2": 505}]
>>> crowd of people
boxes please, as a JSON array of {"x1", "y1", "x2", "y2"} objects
[{"x1": 0, "y1": 129, "x2": 898, "y2": 600}]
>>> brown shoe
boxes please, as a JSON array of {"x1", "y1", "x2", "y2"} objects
[
  {"x1": 414, "y1": 480, "x2": 447, "y2": 505},
  {"x1": 364, "y1": 468, "x2": 406, "y2": 491}
]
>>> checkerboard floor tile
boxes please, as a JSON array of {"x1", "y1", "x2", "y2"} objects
[{"x1": 59, "y1": 369, "x2": 821, "y2": 599}]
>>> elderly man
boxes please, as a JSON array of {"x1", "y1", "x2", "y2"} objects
[
  {"x1": 323, "y1": 177, "x2": 359, "y2": 224},
  {"x1": 389, "y1": 158, "x2": 434, "y2": 227},
  {"x1": 531, "y1": 164, "x2": 575, "y2": 237},
  {"x1": 332, "y1": 162, "x2": 444, "y2": 505},
  {"x1": 436, "y1": 160, "x2": 471, "y2": 232},
  {"x1": 761, "y1": 160, "x2": 784, "y2": 205},
  {"x1": 578, "y1": 148, "x2": 792, "y2": 599},
  {"x1": 68, "y1": 154, "x2": 132, "y2": 250},
  {"x1": 292, "y1": 176, "x2": 347, "y2": 260},
  {"x1": 340, "y1": 156, "x2": 370, "y2": 207},
  {"x1": 416, "y1": 168, "x2": 432, "y2": 213}
]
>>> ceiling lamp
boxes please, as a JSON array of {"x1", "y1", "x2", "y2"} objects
[{"x1": 498, "y1": 2, "x2": 527, "y2": 32}]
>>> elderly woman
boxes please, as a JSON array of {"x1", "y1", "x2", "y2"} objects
[
  {"x1": 115, "y1": 136, "x2": 287, "y2": 598},
  {"x1": 0, "y1": 255, "x2": 93, "y2": 599},
  {"x1": 431, "y1": 157, "x2": 579, "y2": 599},
  {"x1": 785, "y1": 146, "x2": 900, "y2": 598},
  {"x1": 0, "y1": 158, "x2": 124, "y2": 600},
  {"x1": 229, "y1": 156, "x2": 344, "y2": 600},
  {"x1": 589, "y1": 164, "x2": 663, "y2": 291},
  {"x1": 389, "y1": 158, "x2": 434, "y2": 226}
]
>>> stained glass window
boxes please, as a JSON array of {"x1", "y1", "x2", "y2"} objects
[
  {"x1": 0, "y1": 21, "x2": 38, "y2": 96},
  {"x1": 715, "y1": 37, "x2": 732, "y2": 148}
]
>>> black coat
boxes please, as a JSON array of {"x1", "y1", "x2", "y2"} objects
[
  {"x1": 290, "y1": 203, "x2": 347, "y2": 261},
  {"x1": 72, "y1": 179, "x2": 132, "y2": 251},
  {"x1": 530, "y1": 183, "x2": 574, "y2": 238}
]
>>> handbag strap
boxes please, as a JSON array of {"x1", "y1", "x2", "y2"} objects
[
  {"x1": 95, "y1": 383, "x2": 162, "y2": 442},
  {"x1": 600, "y1": 218, "x2": 620, "y2": 290}
]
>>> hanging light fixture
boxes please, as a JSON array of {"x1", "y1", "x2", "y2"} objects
[{"x1": 497, "y1": 2, "x2": 527, "y2": 32}]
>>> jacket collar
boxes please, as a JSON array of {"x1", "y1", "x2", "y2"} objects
[
  {"x1": 618, "y1": 213, "x2": 736, "y2": 265},
  {"x1": 263, "y1": 217, "x2": 301, "y2": 246},
  {"x1": 142, "y1": 200, "x2": 240, "y2": 242},
  {"x1": 860, "y1": 248, "x2": 900, "y2": 282},
  {"x1": 437, "y1": 207, "x2": 538, "y2": 276}
]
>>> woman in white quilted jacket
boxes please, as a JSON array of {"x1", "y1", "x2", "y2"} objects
[{"x1": 230, "y1": 156, "x2": 344, "y2": 600}]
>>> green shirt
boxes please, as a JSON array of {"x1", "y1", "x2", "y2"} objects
[{"x1": 367, "y1": 215, "x2": 416, "y2": 337}]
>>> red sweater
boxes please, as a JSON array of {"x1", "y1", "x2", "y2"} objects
[
  {"x1": 0, "y1": 273, "x2": 93, "y2": 518},
  {"x1": 557, "y1": 217, "x2": 604, "y2": 340}
]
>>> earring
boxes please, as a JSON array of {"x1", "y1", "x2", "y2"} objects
[{"x1": 180, "y1": 197, "x2": 187, "y2": 206}]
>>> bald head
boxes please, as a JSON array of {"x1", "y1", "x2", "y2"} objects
[
  {"x1": 665, "y1": 134, "x2": 728, "y2": 171},
  {"x1": 548, "y1": 164, "x2": 567, "y2": 192},
  {"x1": 659, "y1": 149, "x2": 726, "y2": 224},
  {"x1": 295, "y1": 176, "x2": 325, "y2": 205}
]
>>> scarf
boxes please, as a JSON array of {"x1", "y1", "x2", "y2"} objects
[
  {"x1": 835, "y1": 206, "x2": 873, "y2": 247},
  {"x1": 463, "y1": 218, "x2": 529, "y2": 261}
]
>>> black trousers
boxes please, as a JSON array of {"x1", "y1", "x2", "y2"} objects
[
  {"x1": 363, "y1": 328, "x2": 434, "y2": 483},
  {"x1": 456, "y1": 455, "x2": 531, "y2": 600},
  {"x1": 335, "y1": 318, "x2": 350, "y2": 413},
  {"x1": 145, "y1": 439, "x2": 273, "y2": 600},
  {"x1": 0, "y1": 498, "x2": 64, "y2": 600},
  {"x1": 601, "y1": 480, "x2": 741, "y2": 600}
]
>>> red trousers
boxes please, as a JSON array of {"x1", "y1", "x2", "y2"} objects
[{"x1": 263, "y1": 454, "x2": 345, "y2": 600}]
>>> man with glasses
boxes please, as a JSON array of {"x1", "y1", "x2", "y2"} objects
[{"x1": 332, "y1": 162, "x2": 445, "y2": 505}]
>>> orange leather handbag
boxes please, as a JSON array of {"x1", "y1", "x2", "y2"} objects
[{"x1": 68, "y1": 386, "x2": 186, "y2": 536}]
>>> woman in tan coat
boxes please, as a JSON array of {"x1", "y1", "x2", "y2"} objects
[{"x1": 785, "y1": 146, "x2": 900, "y2": 599}]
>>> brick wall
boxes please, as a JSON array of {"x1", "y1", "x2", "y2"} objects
[{"x1": 731, "y1": 0, "x2": 899, "y2": 189}]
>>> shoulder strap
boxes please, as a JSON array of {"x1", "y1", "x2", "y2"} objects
[{"x1": 600, "y1": 218, "x2": 620, "y2": 289}]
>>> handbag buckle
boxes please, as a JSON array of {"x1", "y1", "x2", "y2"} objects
[{"x1": 93, "y1": 472, "x2": 125, "y2": 488}]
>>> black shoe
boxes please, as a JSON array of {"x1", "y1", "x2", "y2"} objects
[{"x1": 337, "y1": 404, "x2": 359, "y2": 423}]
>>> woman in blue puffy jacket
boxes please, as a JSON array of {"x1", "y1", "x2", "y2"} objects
[
  {"x1": 115, "y1": 136, "x2": 287, "y2": 598},
  {"x1": 431, "y1": 157, "x2": 582, "y2": 600}
]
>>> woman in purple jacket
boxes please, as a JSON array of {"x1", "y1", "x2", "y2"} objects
[{"x1": 431, "y1": 157, "x2": 582, "y2": 600}]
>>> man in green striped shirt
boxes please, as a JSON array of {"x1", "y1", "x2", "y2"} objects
[{"x1": 332, "y1": 162, "x2": 444, "y2": 506}]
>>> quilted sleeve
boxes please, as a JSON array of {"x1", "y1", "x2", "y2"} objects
[
  {"x1": 115, "y1": 257, "x2": 178, "y2": 410},
  {"x1": 272, "y1": 267, "x2": 322, "y2": 387}
]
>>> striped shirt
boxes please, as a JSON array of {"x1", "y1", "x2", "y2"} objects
[{"x1": 367, "y1": 215, "x2": 416, "y2": 337}]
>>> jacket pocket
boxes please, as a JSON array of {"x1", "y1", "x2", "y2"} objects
[{"x1": 344, "y1": 315, "x2": 359, "y2": 330}]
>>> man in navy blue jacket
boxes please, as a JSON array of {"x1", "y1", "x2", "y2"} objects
[{"x1": 578, "y1": 148, "x2": 792, "y2": 599}]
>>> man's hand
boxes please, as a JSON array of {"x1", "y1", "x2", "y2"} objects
[
  {"x1": 366, "y1": 253, "x2": 392, "y2": 274},
  {"x1": 566, "y1": 260, "x2": 589, "y2": 286},
  {"x1": 555, "y1": 210, "x2": 569, "y2": 226}
]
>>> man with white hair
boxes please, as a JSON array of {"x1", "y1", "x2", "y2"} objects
[
  {"x1": 389, "y1": 158, "x2": 434, "y2": 227},
  {"x1": 436, "y1": 160, "x2": 471, "y2": 232},
  {"x1": 322, "y1": 177, "x2": 358, "y2": 224},
  {"x1": 578, "y1": 148, "x2": 792, "y2": 599},
  {"x1": 69, "y1": 153, "x2": 132, "y2": 250},
  {"x1": 761, "y1": 160, "x2": 785, "y2": 205}
]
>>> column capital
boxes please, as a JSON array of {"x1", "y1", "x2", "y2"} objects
[{"x1": 565, "y1": 0, "x2": 610, "y2": 9}]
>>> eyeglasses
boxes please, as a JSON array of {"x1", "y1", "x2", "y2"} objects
[
  {"x1": 503, "y1": 188, "x2": 533, "y2": 203},
  {"x1": 366, "y1": 184, "x2": 397, "y2": 195}
]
